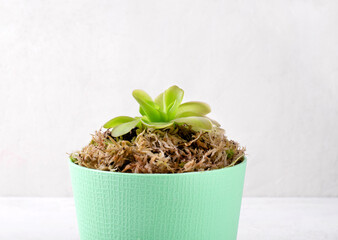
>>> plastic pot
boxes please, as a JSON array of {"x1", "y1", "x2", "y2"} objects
[{"x1": 69, "y1": 158, "x2": 247, "y2": 240}]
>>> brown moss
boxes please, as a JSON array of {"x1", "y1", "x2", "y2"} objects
[{"x1": 70, "y1": 125, "x2": 246, "y2": 173}]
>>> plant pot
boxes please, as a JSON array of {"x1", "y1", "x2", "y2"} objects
[{"x1": 69, "y1": 158, "x2": 247, "y2": 240}]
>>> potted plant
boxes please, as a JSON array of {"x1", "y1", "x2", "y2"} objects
[{"x1": 69, "y1": 85, "x2": 246, "y2": 240}]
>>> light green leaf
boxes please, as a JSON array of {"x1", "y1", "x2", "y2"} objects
[
  {"x1": 175, "y1": 111, "x2": 203, "y2": 118},
  {"x1": 111, "y1": 119, "x2": 140, "y2": 137},
  {"x1": 173, "y1": 116, "x2": 213, "y2": 131},
  {"x1": 139, "y1": 106, "x2": 146, "y2": 116},
  {"x1": 154, "y1": 92, "x2": 164, "y2": 111},
  {"x1": 132, "y1": 90, "x2": 161, "y2": 121},
  {"x1": 103, "y1": 116, "x2": 135, "y2": 129},
  {"x1": 163, "y1": 85, "x2": 184, "y2": 120},
  {"x1": 132, "y1": 89, "x2": 154, "y2": 105},
  {"x1": 167, "y1": 100, "x2": 177, "y2": 113},
  {"x1": 140, "y1": 119, "x2": 173, "y2": 129},
  {"x1": 153, "y1": 93, "x2": 168, "y2": 121},
  {"x1": 176, "y1": 101, "x2": 211, "y2": 118},
  {"x1": 141, "y1": 115, "x2": 150, "y2": 122},
  {"x1": 207, "y1": 117, "x2": 221, "y2": 127}
]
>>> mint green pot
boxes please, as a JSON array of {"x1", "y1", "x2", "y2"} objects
[{"x1": 69, "y1": 159, "x2": 246, "y2": 240}]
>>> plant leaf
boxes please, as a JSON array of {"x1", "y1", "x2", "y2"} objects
[
  {"x1": 167, "y1": 100, "x2": 177, "y2": 113},
  {"x1": 206, "y1": 117, "x2": 221, "y2": 127},
  {"x1": 154, "y1": 93, "x2": 168, "y2": 121},
  {"x1": 140, "y1": 119, "x2": 173, "y2": 129},
  {"x1": 154, "y1": 92, "x2": 164, "y2": 112},
  {"x1": 132, "y1": 90, "x2": 161, "y2": 121},
  {"x1": 141, "y1": 115, "x2": 150, "y2": 122},
  {"x1": 103, "y1": 116, "x2": 135, "y2": 128},
  {"x1": 173, "y1": 116, "x2": 213, "y2": 131},
  {"x1": 111, "y1": 119, "x2": 140, "y2": 137},
  {"x1": 163, "y1": 85, "x2": 184, "y2": 120},
  {"x1": 174, "y1": 111, "x2": 203, "y2": 118},
  {"x1": 139, "y1": 106, "x2": 146, "y2": 116},
  {"x1": 176, "y1": 101, "x2": 211, "y2": 118}
]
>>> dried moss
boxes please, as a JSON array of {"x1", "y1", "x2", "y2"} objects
[{"x1": 70, "y1": 125, "x2": 246, "y2": 173}]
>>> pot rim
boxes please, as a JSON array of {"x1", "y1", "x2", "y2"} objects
[{"x1": 69, "y1": 157, "x2": 246, "y2": 177}]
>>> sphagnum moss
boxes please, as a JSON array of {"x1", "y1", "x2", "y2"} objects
[
  {"x1": 70, "y1": 125, "x2": 245, "y2": 173},
  {"x1": 70, "y1": 85, "x2": 246, "y2": 173}
]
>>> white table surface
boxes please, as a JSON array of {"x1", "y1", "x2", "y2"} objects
[{"x1": 0, "y1": 197, "x2": 337, "y2": 240}]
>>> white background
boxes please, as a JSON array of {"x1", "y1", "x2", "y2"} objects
[{"x1": 0, "y1": 0, "x2": 337, "y2": 197}]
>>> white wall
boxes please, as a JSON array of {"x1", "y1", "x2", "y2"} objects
[{"x1": 0, "y1": 0, "x2": 337, "y2": 197}]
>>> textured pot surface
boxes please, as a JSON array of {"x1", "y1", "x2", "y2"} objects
[{"x1": 69, "y1": 159, "x2": 247, "y2": 240}]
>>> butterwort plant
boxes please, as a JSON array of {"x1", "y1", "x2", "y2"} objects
[
  {"x1": 71, "y1": 84, "x2": 245, "y2": 172},
  {"x1": 69, "y1": 85, "x2": 247, "y2": 240},
  {"x1": 103, "y1": 85, "x2": 219, "y2": 137}
]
